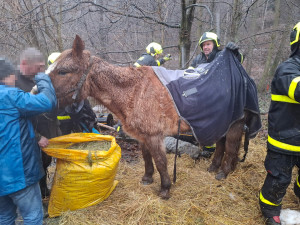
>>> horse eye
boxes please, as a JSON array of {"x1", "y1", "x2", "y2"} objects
[{"x1": 58, "y1": 70, "x2": 68, "y2": 76}]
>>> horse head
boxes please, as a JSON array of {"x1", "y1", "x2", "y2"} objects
[{"x1": 48, "y1": 35, "x2": 92, "y2": 107}]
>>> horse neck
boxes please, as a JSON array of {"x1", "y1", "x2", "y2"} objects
[{"x1": 85, "y1": 57, "x2": 134, "y2": 120}]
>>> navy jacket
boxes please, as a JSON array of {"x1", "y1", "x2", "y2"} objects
[
  {"x1": 0, "y1": 73, "x2": 56, "y2": 196},
  {"x1": 268, "y1": 54, "x2": 300, "y2": 155},
  {"x1": 134, "y1": 53, "x2": 166, "y2": 67}
]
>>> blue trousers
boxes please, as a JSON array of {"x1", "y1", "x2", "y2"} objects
[{"x1": 0, "y1": 182, "x2": 43, "y2": 225}]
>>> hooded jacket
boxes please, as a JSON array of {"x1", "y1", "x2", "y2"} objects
[
  {"x1": 0, "y1": 73, "x2": 56, "y2": 196},
  {"x1": 267, "y1": 52, "x2": 300, "y2": 155}
]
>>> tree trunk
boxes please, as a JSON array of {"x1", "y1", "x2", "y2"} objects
[
  {"x1": 258, "y1": 0, "x2": 280, "y2": 92},
  {"x1": 179, "y1": 0, "x2": 196, "y2": 69},
  {"x1": 229, "y1": 0, "x2": 242, "y2": 42}
]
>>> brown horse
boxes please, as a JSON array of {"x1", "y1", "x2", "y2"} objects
[{"x1": 48, "y1": 35, "x2": 252, "y2": 199}]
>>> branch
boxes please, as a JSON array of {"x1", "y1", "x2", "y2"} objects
[
  {"x1": 237, "y1": 29, "x2": 285, "y2": 43},
  {"x1": 66, "y1": 1, "x2": 180, "y2": 29},
  {"x1": 185, "y1": 4, "x2": 214, "y2": 31}
]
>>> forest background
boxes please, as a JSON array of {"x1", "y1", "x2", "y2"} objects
[{"x1": 1, "y1": 0, "x2": 300, "y2": 95}]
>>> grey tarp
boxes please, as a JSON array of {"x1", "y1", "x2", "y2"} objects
[{"x1": 152, "y1": 48, "x2": 261, "y2": 146}]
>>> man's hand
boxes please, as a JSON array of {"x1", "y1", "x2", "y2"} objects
[
  {"x1": 163, "y1": 54, "x2": 171, "y2": 61},
  {"x1": 38, "y1": 136, "x2": 49, "y2": 148},
  {"x1": 30, "y1": 85, "x2": 38, "y2": 94}
]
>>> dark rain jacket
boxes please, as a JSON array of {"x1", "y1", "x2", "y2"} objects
[
  {"x1": 0, "y1": 74, "x2": 57, "y2": 196},
  {"x1": 267, "y1": 53, "x2": 300, "y2": 155},
  {"x1": 134, "y1": 53, "x2": 166, "y2": 67}
]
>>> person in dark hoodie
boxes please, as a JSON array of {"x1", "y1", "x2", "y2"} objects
[
  {"x1": 15, "y1": 47, "x2": 61, "y2": 198},
  {"x1": 259, "y1": 22, "x2": 300, "y2": 225},
  {"x1": 0, "y1": 58, "x2": 56, "y2": 225}
]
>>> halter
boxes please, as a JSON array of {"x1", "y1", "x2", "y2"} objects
[{"x1": 62, "y1": 55, "x2": 94, "y2": 102}]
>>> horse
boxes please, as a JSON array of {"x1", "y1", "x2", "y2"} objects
[{"x1": 48, "y1": 35, "x2": 255, "y2": 199}]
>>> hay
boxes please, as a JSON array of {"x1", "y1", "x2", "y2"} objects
[
  {"x1": 45, "y1": 119, "x2": 300, "y2": 225},
  {"x1": 67, "y1": 141, "x2": 111, "y2": 151}
]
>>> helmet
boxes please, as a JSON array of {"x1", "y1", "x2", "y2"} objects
[
  {"x1": 290, "y1": 22, "x2": 300, "y2": 57},
  {"x1": 146, "y1": 42, "x2": 163, "y2": 56},
  {"x1": 199, "y1": 32, "x2": 220, "y2": 51},
  {"x1": 47, "y1": 52, "x2": 61, "y2": 66}
]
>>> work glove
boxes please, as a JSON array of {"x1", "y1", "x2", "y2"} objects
[
  {"x1": 226, "y1": 42, "x2": 242, "y2": 61},
  {"x1": 226, "y1": 42, "x2": 239, "y2": 51},
  {"x1": 113, "y1": 121, "x2": 126, "y2": 138},
  {"x1": 113, "y1": 121, "x2": 122, "y2": 132},
  {"x1": 163, "y1": 54, "x2": 171, "y2": 61}
]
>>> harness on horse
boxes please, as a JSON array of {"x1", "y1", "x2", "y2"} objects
[{"x1": 62, "y1": 56, "x2": 94, "y2": 102}]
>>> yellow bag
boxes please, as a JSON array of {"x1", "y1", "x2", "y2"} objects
[{"x1": 42, "y1": 133, "x2": 121, "y2": 218}]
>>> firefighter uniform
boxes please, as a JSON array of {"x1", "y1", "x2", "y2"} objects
[
  {"x1": 259, "y1": 22, "x2": 300, "y2": 225},
  {"x1": 134, "y1": 42, "x2": 171, "y2": 67},
  {"x1": 134, "y1": 53, "x2": 168, "y2": 67}
]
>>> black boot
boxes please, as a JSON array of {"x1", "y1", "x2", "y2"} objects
[
  {"x1": 39, "y1": 175, "x2": 50, "y2": 198},
  {"x1": 265, "y1": 216, "x2": 281, "y2": 225},
  {"x1": 199, "y1": 146, "x2": 215, "y2": 158}
]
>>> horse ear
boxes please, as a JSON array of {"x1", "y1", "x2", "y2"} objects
[{"x1": 72, "y1": 35, "x2": 85, "y2": 59}]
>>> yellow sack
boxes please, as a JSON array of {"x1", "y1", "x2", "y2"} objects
[{"x1": 42, "y1": 133, "x2": 121, "y2": 218}]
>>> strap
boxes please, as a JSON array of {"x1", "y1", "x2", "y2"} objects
[
  {"x1": 72, "y1": 56, "x2": 94, "y2": 101},
  {"x1": 240, "y1": 125, "x2": 249, "y2": 162},
  {"x1": 173, "y1": 118, "x2": 181, "y2": 183}
]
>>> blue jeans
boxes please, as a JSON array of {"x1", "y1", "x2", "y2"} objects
[{"x1": 0, "y1": 182, "x2": 43, "y2": 225}]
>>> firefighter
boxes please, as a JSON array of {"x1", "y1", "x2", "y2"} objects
[
  {"x1": 134, "y1": 42, "x2": 171, "y2": 67},
  {"x1": 190, "y1": 31, "x2": 243, "y2": 68},
  {"x1": 259, "y1": 22, "x2": 300, "y2": 225},
  {"x1": 189, "y1": 32, "x2": 243, "y2": 158}
]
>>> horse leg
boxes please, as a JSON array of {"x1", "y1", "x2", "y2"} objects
[
  {"x1": 216, "y1": 120, "x2": 244, "y2": 180},
  {"x1": 208, "y1": 137, "x2": 226, "y2": 173},
  {"x1": 140, "y1": 142, "x2": 154, "y2": 185},
  {"x1": 144, "y1": 135, "x2": 171, "y2": 199}
]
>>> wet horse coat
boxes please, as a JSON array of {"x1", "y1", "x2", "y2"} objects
[{"x1": 48, "y1": 36, "x2": 261, "y2": 198}]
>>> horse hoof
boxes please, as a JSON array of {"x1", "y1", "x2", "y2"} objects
[
  {"x1": 207, "y1": 164, "x2": 218, "y2": 173},
  {"x1": 159, "y1": 189, "x2": 170, "y2": 200},
  {"x1": 215, "y1": 171, "x2": 227, "y2": 180},
  {"x1": 141, "y1": 176, "x2": 153, "y2": 185}
]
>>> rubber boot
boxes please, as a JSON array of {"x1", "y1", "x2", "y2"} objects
[{"x1": 265, "y1": 216, "x2": 281, "y2": 225}]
